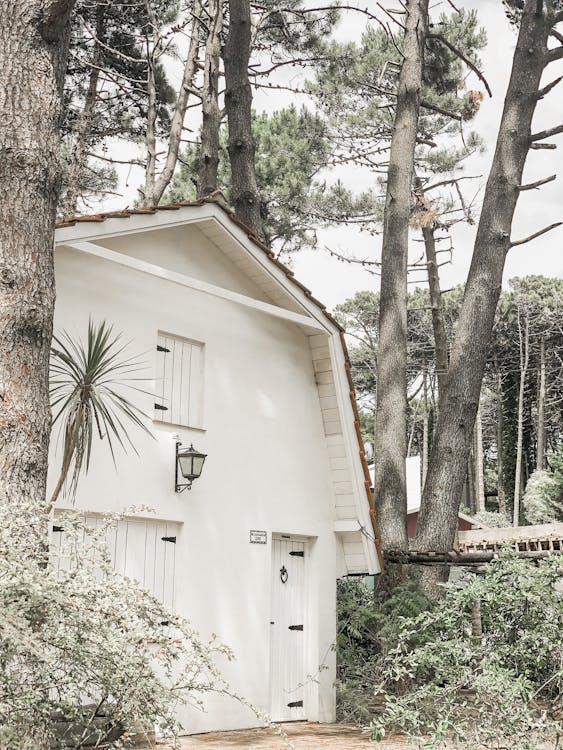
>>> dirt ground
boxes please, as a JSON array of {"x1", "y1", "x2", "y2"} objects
[{"x1": 146, "y1": 721, "x2": 416, "y2": 749}]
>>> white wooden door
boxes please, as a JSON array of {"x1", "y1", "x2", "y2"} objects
[{"x1": 269, "y1": 536, "x2": 307, "y2": 721}]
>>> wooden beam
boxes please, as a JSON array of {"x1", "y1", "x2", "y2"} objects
[
  {"x1": 59, "y1": 240, "x2": 326, "y2": 332},
  {"x1": 384, "y1": 549, "x2": 563, "y2": 565}
]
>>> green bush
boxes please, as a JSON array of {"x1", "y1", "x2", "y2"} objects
[{"x1": 368, "y1": 556, "x2": 563, "y2": 749}]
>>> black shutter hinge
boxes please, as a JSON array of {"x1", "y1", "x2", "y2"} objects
[
  {"x1": 287, "y1": 700, "x2": 303, "y2": 708},
  {"x1": 288, "y1": 624, "x2": 303, "y2": 631},
  {"x1": 154, "y1": 403, "x2": 168, "y2": 411},
  {"x1": 161, "y1": 536, "x2": 176, "y2": 543},
  {"x1": 52, "y1": 525, "x2": 64, "y2": 532},
  {"x1": 157, "y1": 345, "x2": 170, "y2": 353},
  {"x1": 289, "y1": 550, "x2": 304, "y2": 557}
]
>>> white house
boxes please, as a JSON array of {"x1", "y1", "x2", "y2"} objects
[{"x1": 49, "y1": 194, "x2": 382, "y2": 735}]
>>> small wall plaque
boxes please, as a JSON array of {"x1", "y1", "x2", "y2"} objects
[{"x1": 250, "y1": 530, "x2": 267, "y2": 544}]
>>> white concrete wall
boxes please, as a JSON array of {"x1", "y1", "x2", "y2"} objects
[{"x1": 50, "y1": 224, "x2": 338, "y2": 733}]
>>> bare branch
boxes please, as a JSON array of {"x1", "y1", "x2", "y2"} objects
[
  {"x1": 420, "y1": 99, "x2": 462, "y2": 120},
  {"x1": 530, "y1": 123, "x2": 563, "y2": 141},
  {"x1": 428, "y1": 32, "x2": 492, "y2": 97},
  {"x1": 546, "y1": 44, "x2": 563, "y2": 63},
  {"x1": 510, "y1": 221, "x2": 562, "y2": 247},
  {"x1": 530, "y1": 142, "x2": 557, "y2": 149},
  {"x1": 518, "y1": 174, "x2": 556, "y2": 190},
  {"x1": 549, "y1": 27, "x2": 563, "y2": 43},
  {"x1": 538, "y1": 75, "x2": 563, "y2": 98}
]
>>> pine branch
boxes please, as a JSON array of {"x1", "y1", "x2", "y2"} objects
[
  {"x1": 510, "y1": 222, "x2": 562, "y2": 247},
  {"x1": 530, "y1": 123, "x2": 563, "y2": 142},
  {"x1": 538, "y1": 75, "x2": 563, "y2": 98},
  {"x1": 427, "y1": 32, "x2": 492, "y2": 97},
  {"x1": 518, "y1": 174, "x2": 556, "y2": 190}
]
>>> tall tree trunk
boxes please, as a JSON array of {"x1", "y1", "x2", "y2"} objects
[
  {"x1": 0, "y1": 0, "x2": 75, "y2": 521},
  {"x1": 198, "y1": 0, "x2": 223, "y2": 197},
  {"x1": 223, "y1": 0, "x2": 263, "y2": 239},
  {"x1": 422, "y1": 366, "x2": 429, "y2": 488},
  {"x1": 413, "y1": 0, "x2": 558, "y2": 553},
  {"x1": 143, "y1": 0, "x2": 202, "y2": 206},
  {"x1": 536, "y1": 333, "x2": 546, "y2": 469},
  {"x1": 513, "y1": 309, "x2": 530, "y2": 526},
  {"x1": 62, "y1": 5, "x2": 103, "y2": 217},
  {"x1": 423, "y1": 224, "x2": 449, "y2": 402},
  {"x1": 373, "y1": 0, "x2": 429, "y2": 553},
  {"x1": 474, "y1": 401, "x2": 485, "y2": 513},
  {"x1": 467, "y1": 448, "x2": 477, "y2": 514},
  {"x1": 414, "y1": 174, "x2": 449, "y2": 402},
  {"x1": 496, "y1": 365, "x2": 507, "y2": 514}
]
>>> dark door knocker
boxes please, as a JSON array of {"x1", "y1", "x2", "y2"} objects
[{"x1": 280, "y1": 565, "x2": 288, "y2": 583}]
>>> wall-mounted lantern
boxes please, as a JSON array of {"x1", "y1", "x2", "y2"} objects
[{"x1": 175, "y1": 442, "x2": 207, "y2": 492}]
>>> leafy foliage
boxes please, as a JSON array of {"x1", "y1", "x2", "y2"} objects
[
  {"x1": 0, "y1": 503, "x2": 232, "y2": 749},
  {"x1": 336, "y1": 577, "x2": 432, "y2": 724},
  {"x1": 166, "y1": 105, "x2": 377, "y2": 253},
  {"x1": 367, "y1": 557, "x2": 563, "y2": 749},
  {"x1": 49, "y1": 320, "x2": 152, "y2": 503},
  {"x1": 522, "y1": 447, "x2": 563, "y2": 524}
]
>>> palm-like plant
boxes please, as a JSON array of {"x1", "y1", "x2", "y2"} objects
[{"x1": 48, "y1": 320, "x2": 152, "y2": 510}]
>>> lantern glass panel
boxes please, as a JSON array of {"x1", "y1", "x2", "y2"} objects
[
  {"x1": 192, "y1": 454, "x2": 206, "y2": 477},
  {"x1": 178, "y1": 454, "x2": 195, "y2": 479}
]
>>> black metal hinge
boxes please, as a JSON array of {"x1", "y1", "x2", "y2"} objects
[
  {"x1": 287, "y1": 700, "x2": 303, "y2": 708},
  {"x1": 288, "y1": 624, "x2": 303, "y2": 631},
  {"x1": 154, "y1": 403, "x2": 168, "y2": 411},
  {"x1": 156, "y1": 345, "x2": 170, "y2": 353},
  {"x1": 289, "y1": 550, "x2": 304, "y2": 557},
  {"x1": 52, "y1": 525, "x2": 64, "y2": 533},
  {"x1": 161, "y1": 536, "x2": 176, "y2": 543}
]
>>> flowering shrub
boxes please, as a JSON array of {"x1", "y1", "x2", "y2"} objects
[{"x1": 0, "y1": 502, "x2": 232, "y2": 749}]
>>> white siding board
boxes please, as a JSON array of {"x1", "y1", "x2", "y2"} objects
[
  {"x1": 335, "y1": 505, "x2": 357, "y2": 520},
  {"x1": 315, "y1": 371, "x2": 334, "y2": 385},
  {"x1": 334, "y1": 481, "x2": 353, "y2": 495},
  {"x1": 313, "y1": 358, "x2": 332, "y2": 373},
  {"x1": 323, "y1": 421, "x2": 342, "y2": 436}
]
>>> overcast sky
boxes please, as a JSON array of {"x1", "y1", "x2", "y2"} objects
[{"x1": 104, "y1": 0, "x2": 563, "y2": 311}]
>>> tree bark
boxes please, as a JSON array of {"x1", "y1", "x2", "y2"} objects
[
  {"x1": 513, "y1": 309, "x2": 530, "y2": 526},
  {"x1": 0, "y1": 0, "x2": 75, "y2": 517},
  {"x1": 496, "y1": 365, "x2": 507, "y2": 514},
  {"x1": 474, "y1": 401, "x2": 485, "y2": 513},
  {"x1": 61, "y1": 4, "x2": 103, "y2": 217},
  {"x1": 373, "y1": 0, "x2": 429, "y2": 553},
  {"x1": 413, "y1": 0, "x2": 557, "y2": 553},
  {"x1": 198, "y1": 0, "x2": 223, "y2": 197},
  {"x1": 422, "y1": 366, "x2": 429, "y2": 488},
  {"x1": 223, "y1": 0, "x2": 264, "y2": 239},
  {"x1": 536, "y1": 333, "x2": 546, "y2": 469},
  {"x1": 414, "y1": 174, "x2": 449, "y2": 402}
]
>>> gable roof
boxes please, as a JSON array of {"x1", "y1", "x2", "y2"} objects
[{"x1": 55, "y1": 193, "x2": 383, "y2": 573}]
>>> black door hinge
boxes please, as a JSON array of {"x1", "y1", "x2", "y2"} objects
[
  {"x1": 288, "y1": 624, "x2": 303, "y2": 631},
  {"x1": 287, "y1": 700, "x2": 303, "y2": 708},
  {"x1": 157, "y1": 345, "x2": 170, "y2": 353},
  {"x1": 289, "y1": 550, "x2": 304, "y2": 557},
  {"x1": 52, "y1": 525, "x2": 64, "y2": 533},
  {"x1": 161, "y1": 536, "x2": 176, "y2": 543},
  {"x1": 154, "y1": 403, "x2": 168, "y2": 411}
]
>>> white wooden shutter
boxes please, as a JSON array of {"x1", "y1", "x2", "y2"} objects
[
  {"x1": 50, "y1": 517, "x2": 179, "y2": 610},
  {"x1": 154, "y1": 333, "x2": 203, "y2": 427}
]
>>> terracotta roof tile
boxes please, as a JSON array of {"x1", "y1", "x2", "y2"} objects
[{"x1": 55, "y1": 194, "x2": 382, "y2": 568}]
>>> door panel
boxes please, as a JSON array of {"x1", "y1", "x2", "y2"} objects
[{"x1": 269, "y1": 536, "x2": 306, "y2": 721}]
